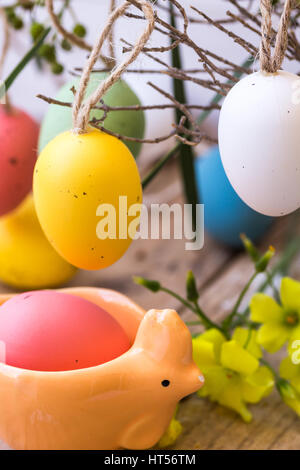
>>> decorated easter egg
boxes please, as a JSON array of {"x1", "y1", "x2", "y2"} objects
[
  {"x1": 195, "y1": 147, "x2": 273, "y2": 248},
  {"x1": 0, "y1": 196, "x2": 76, "y2": 289},
  {"x1": 218, "y1": 70, "x2": 300, "y2": 217},
  {"x1": 33, "y1": 127, "x2": 142, "y2": 270},
  {"x1": 38, "y1": 73, "x2": 145, "y2": 158},
  {"x1": 0, "y1": 290, "x2": 131, "y2": 371},
  {"x1": 0, "y1": 105, "x2": 39, "y2": 216}
]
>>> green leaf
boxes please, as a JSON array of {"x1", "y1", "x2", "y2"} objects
[
  {"x1": 240, "y1": 234, "x2": 260, "y2": 262},
  {"x1": 1, "y1": 26, "x2": 51, "y2": 99},
  {"x1": 186, "y1": 270, "x2": 199, "y2": 302},
  {"x1": 133, "y1": 276, "x2": 161, "y2": 293},
  {"x1": 255, "y1": 246, "x2": 275, "y2": 273}
]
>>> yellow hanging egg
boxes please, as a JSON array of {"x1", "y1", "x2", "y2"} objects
[{"x1": 33, "y1": 127, "x2": 142, "y2": 270}]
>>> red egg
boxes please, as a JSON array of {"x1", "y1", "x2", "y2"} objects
[
  {"x1": 0, "y1": 105, "x2": 39, "y2": 216},
  {"x1": 0, "y1": 290, "x2": 131, "y2": 371}
]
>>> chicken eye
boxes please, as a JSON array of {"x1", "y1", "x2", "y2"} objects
[{"x1": 161, "y1": 379, "x2": 170, "y2": 387}]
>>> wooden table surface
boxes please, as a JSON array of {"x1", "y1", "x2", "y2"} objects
[{"x1": 1, "y1": 160, "x2": 300, "y2": 450}]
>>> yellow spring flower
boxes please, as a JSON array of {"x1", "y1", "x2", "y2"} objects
[
  {"x1": 157, "y1": 418, "x2": 183, "y2": 448},
  {"x1": 250, "y1": 277, "x2": 300, "y2": 353},
  {"x1": 192, "y1": 328, "x2": 274, "y2": 422},
  {"x1": 279, "y1": 357, "x2": 300, "y2": 416}
]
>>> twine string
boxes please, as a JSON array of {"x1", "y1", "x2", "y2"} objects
[
  {"x1": 72, "y1": 0, "x2": 155, "y2": 134},
  {"x1": 272, "y1": 0, "x2": 292, "y2": 71},
  {"x1": 260, "y1": 0, "x2": 292, "y2": 73},
  {"x1": 108, "y1": 0, "x2": 116, "y2": 62}
]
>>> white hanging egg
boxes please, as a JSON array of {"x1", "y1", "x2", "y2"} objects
[{"x1": 218, "y1": 70, "x2": 300, "y2": 217}]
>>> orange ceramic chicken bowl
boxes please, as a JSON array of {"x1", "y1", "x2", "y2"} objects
[{"x1": 0, "y1": 287, "x2": 203, "y2": 450}]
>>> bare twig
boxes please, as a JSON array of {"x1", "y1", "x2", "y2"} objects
[
  {"x1": 73, "y1": 66, "x2": 217, "y2": 75},
  {"x1": 191, "y1": 7, "x2": 258, "y2": 57},
  {"x1": 121, "y1": 38, "x2": 230, "y2": 96},
  {"x1": 37, "y1": 93, "x2": 221, "y2": 112},
  {"x1": 45, "y1": 0, "x2": 114, "y2": 68}
]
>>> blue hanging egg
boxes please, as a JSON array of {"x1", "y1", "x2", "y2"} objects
[{"x1": 194, "y1": 146, "x2": 273, "y2": 248}]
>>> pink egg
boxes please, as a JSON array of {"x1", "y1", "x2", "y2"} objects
[
  {"x1": 0, "y1": 105, "x2": 39, "y2": 216},
  {"x1": 0, "y1": 290, "x2": 131, "y2": 371}
]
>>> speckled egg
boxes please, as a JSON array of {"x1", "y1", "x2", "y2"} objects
[{"x1": 34, "y1": 127, "x2": 142, "y2": 271}]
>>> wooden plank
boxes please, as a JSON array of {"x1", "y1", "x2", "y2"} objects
[
  {"x1": 67, "y1": 232, "x2": 233, "y2": 312},
  {"x1": 170, "y1": 391, "x2": 300, "y2": 450}
]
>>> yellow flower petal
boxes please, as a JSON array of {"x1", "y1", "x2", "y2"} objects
[
  {"x1": 221, "y1": 340, "x2": 259, "y2": 376},
  {"x1": 290, "y1": 377, "x2": 300, "y2": 394},
  {"x1": 288, "y1": 327, "x2": 300, "y2": 358},
  {"x1": 198, "y1": 385, "x2": 209, "y2": 398},
  {"x1": 217, "y1": 377, "x2": 253, "y2": 423},
  {"x1": 197, "y1": 328, "x2": 226, "y2": 361},
  {"x1": 242, "y1": 366, "x2": 274, "y2": 403},
  {"x1": 283, "y1": 396, "x2": 300, "y2": 415},
  {"x1": 157, "y1": 418, "x2": 183, "y2": 448},
  {"x1": 280, "y1": 277, "x2": 300, "y2": 311},
  {"x1": 250, "y1": 293, "x2": 282, "y2": 323},
  {"x1": 280, "y1": 356, "x2": 299, "y2": 381},
  {"x1": 198, "y1": 365, "x2": 229, "y2": 400},
  {"x1": 192, "y1": 337, "x2": 217, "y2": 369},
  {"x1": 233, "y1": 327, "x2": 262, "y2": 359},
  {"x1": 280, "y1": 357, "x2": 300, "y2": 394},
  {"x1": 279, "y1": 381, "x2": 300, "y2": 416},
  {"x1": 256, "y1": 323, "x2": 290, "y2": 353}
]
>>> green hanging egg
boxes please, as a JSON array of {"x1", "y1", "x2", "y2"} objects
[{"x1": 38, "y1": 72, "x2": 145, "y2": 158}]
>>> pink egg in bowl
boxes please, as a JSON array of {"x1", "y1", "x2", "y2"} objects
[
  {"x1": 0, "y1": 287, "x2": 203, "y2": 450},
  {"x1": 0, "y1": 290, "x2": 131, "y2": 372}
]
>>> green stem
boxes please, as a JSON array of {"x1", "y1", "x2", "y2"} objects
[
  {"x1": 161, "y1": 286, "x2": 200, "y2": 314},
  {"x1": 142, "y1": 145, "x2": 179, "y2": 189},
  {"x1": 160, "y1": 286, "x2": 226, "y2": 335},
  {"x1": 243, "y1": 327, "x2": 253, "y2": 349},
  {"x1": 254, "y1": 237, "x2": 300, "y2": 295},
  {"x1": 169, "y1": 3, "x2": 199, "y2": 229},
  {"x1": 2, "y1": 26, "x2": 50, "y2": 97},
  {"x1": 223, "y1": 271, "x2": 258, "y2": 332},
  {"x1": 186, "y1": 321, "x2": 202, "y2": 326},
  {"x1": 58, "y1": 0, "x2": 71, "y2": 19},
  {"x1": 266, "y1": 270, "x2": 280, "y2": 302},
  {"x1": 260, "y1": 358, "x2": 279, "y2": 380},
  {"x1": 235, "y1": 236, "x2": 300, "y2": 325}
]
